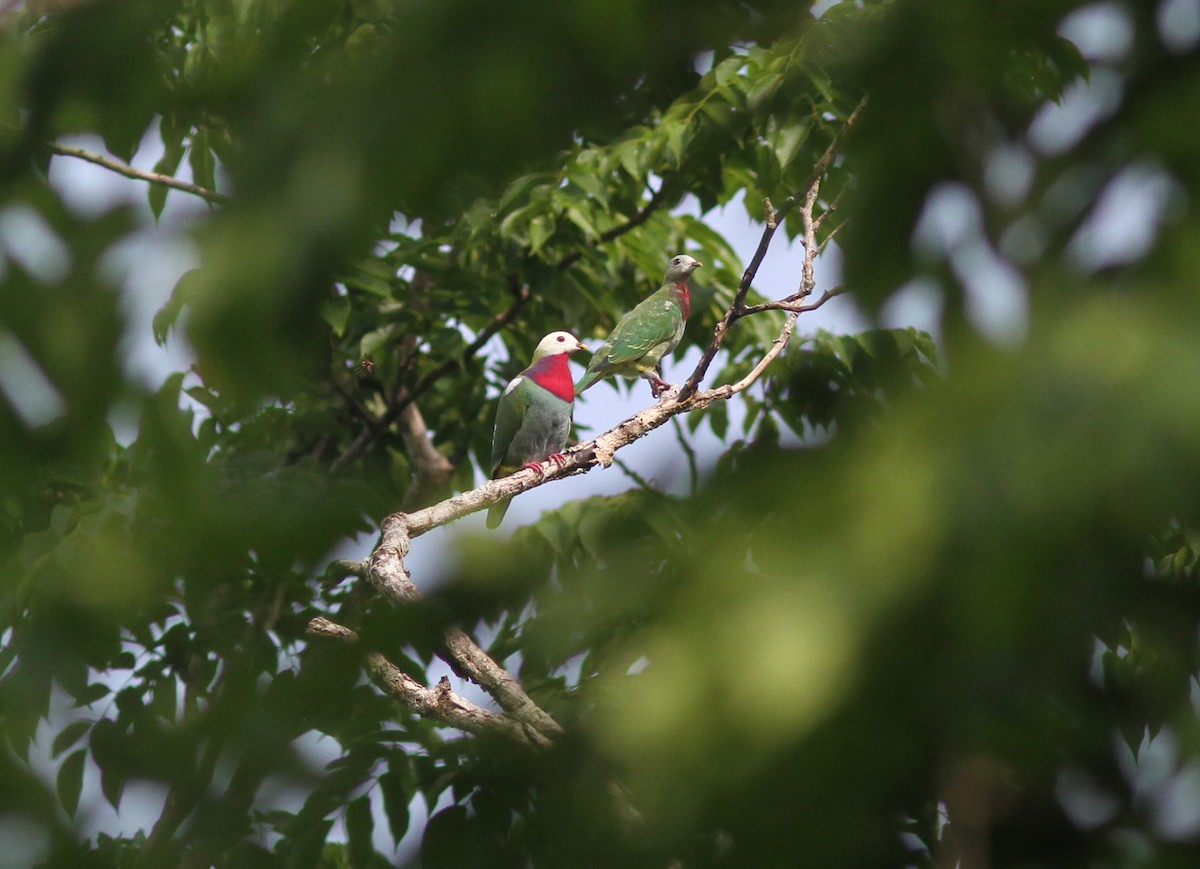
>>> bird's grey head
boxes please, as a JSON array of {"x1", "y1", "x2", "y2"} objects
[{"x1": 665, "y1": 254, "x2": 703, "y2": 282}]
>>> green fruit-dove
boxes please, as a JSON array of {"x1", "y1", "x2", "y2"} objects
[
  {"x1": 488, "y1": 331, "x2": 589, "y2": 528},
  {"x1": 575, "y1": 254, "x2": 703, "y2": 397}
]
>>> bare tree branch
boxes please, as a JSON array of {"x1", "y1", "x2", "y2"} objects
[
  {"x1": 46, "y1": 141, "x2": 230, "y2": 205},
  {"x1": 740, "y1": 285, "x2": 848, "y2": 316},
  {"x1": 387, "y1": 328, "x2": 795, "y2": 538},
  {"x1": 797, "y1": 181, "x2": 821, "y2": 299},
  {"x1": 675, "y1": 99, "x2": 865, "y2": 403},
  {"x1": 368, "y1": 514, "x2": 564, "y2": 742},
  {"x1": 307, "y1": 618, "x2": 553, "y2": 748},
  {"x1": 397, "y1": 401, "x2": 456, "y2": 505},
  {"x1": 676, "y1": 194, "x2": 799, "y2": 402}
]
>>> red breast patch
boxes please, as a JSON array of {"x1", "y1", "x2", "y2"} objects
[
  {"x1": 674, "y1": 282, "x2": 691, "y2": 320},
  {"x1": 526, "y1": 353, "x2": 576, "y2": 402}
]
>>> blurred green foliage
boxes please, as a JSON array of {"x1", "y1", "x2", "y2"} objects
[{"x1": 3, "y1": 0, "x2": 1200, "y2": 866}]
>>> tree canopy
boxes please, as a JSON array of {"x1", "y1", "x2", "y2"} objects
[{"x1": 4, "y1": 0, "x2": 1200, "y2": 866}]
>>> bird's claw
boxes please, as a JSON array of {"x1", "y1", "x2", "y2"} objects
[
  {"x1": 648, "y1": 377, "x2": 674, "y2": 399},
  {"x1": 522, "y1": 453, "x2": 568, "y2": 476}
]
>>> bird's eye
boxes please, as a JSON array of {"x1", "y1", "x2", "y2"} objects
[{"x1": 556, "y1": 335, "x2": 565, "y2": 342}]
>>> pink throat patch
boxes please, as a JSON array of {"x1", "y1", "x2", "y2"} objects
[
  {"x1": 527, "y1": 353, "x2": 576, "y2": 402},
  {"x1": 673, "y1": 282, "x2": 692, "y2": 320}
]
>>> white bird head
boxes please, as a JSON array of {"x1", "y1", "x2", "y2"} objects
[
  {"x1": 531, "y1": 331, "x2": 589, "y2": 361},
  {"x1": 665, "y1": 254, "x2": 704, "y2": 282}
]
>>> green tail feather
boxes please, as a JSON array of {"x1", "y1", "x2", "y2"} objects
[
  {"x1": 575, "y1": 369, "x2": 599, "y2": 395},
  {"x1": 487, "y1": 497, "x2": 511, "y2": 529}
]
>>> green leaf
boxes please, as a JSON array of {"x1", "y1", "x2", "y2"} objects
[
  {"x1": 772, "y1": 117, "x2": 811, "y2": 171},
  {"x1": 755, "y1": 140, "x2": 781, "y2": 194},
  {"x1": 420, "y1": 806, "x2": 490, "y2": 869},
  {"x1": 52, "y1": 720, "x2": 92, "y2": 759},
  {"x1": 290, "y1": 819, "x2": 334, "y2": 866},
  {"x1": 663, "y1": 120, "x2": 689, "y2": 166},
  {"x1": 90, "y1": 719, "x2": 127, "y2": 812},
  {"x1": 701, "y1": 100, "x2": 735, "y2": 130},
  {"x1": 497, "y1": 172, "x2": 552, "y2": 212},
  {"x1": 188, "y1": 130, "x2": 216, "y2": 194},
  {"x1": 155, "y1": 268, "x2": 206, "y2": 345},
  {"x1": 562, "y1": 205, "x2": 598, "y2": 239},
  {"x1": 322, "y1": 294, "x2": 352, "y2": 336},
  {"x1": 528, "y1": 215, "x2": 552, "y2": 255},
  {"x1": 58, "y1": 749, "x2": 87, "y2": 817},
  {"x1": 712, "y1": 55, "x2": 745, "y2": 88},
  {"x1": 346, "y1": 794, "x2": 374, "y2": 867},
  {"x1": 747, "y1": 71, "x2": 784, "y2": 112},
  {"x1": 149, "y1": 139, "x2": 187, "y2": 218},
  {"x1": 708, "y1": 400, "x2": 729, "y2": 440},
  {"x1": 74, "y1": 683, "x2": 111, "y2": 707},
  {"x1": 379, "y1": 769, "x2": 411, "y2": 844},
  {"x1": 615, "y1": 137, "x2": 646, "y2": 178}
]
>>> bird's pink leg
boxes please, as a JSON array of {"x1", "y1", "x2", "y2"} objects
[
  {"x1": 644, "y1": 369, "x2": 672, "y2": 398},
  {"x1": 522, "y1": 453, "x2": 567, "y2": 476}
]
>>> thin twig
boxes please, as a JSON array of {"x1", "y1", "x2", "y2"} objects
[
  {"x1": 728, "y1": 312, "x2": 798, "y2": 393},
  {"x1": 812, "y1": 181, "x2": 852, "y2": 235},
  {"x1": 740, "y1": 285, "x2": 847, "y2": 316},
  {"x1": 675, "y1": 99, "x2": 866, "y2": 402},
  {"x1": 331, "y1": 375, "x2": 381, "y2": 431},
  {"x1": 613, "y1": 455, "x2": 657, "y2": 491},
  {"x1": 672, "y1": 416, "x2": 699, "y2": 495},
  {"x1": 676, "y1": 194, "x2": 799, "y2": 401},
  {"x1": 815, "y1": 220, "x2": 846, "y2": 257},
  {"x1": 795, "y1": 98, "x2": 867, "y2": 205},
  {"x1": 798, "y1": 180, "x2": 821, "y2": 299},
  {"x1": 46, "y1": 141, "x2": 230, "y2": 205}
]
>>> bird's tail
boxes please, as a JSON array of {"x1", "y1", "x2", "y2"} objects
[{"x1": 486, "y1": 497, "x2": 511, "y2": 529}]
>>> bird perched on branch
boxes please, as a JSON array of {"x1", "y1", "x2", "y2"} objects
[
  {"x1": 575, "y1": 254, "x2": 703, "y2": 398},
  {"x1": 488, "y1": 331, "x2": 589, "y2": 528}
]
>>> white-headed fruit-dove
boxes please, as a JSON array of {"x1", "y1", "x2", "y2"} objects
[{"x1": 488, "y1": 331, "x2": 588, "y2": 528}]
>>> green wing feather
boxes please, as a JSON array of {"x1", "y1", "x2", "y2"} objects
[
  {"x1": 582, "y1": 293, "x2": 682, "y2": 385},
  {"x1": 608, "y1": 295, "x2": 680, "y2": 360},
  {"x1": 490, "y1": 379, "x2": 530, "y2": 475}
]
